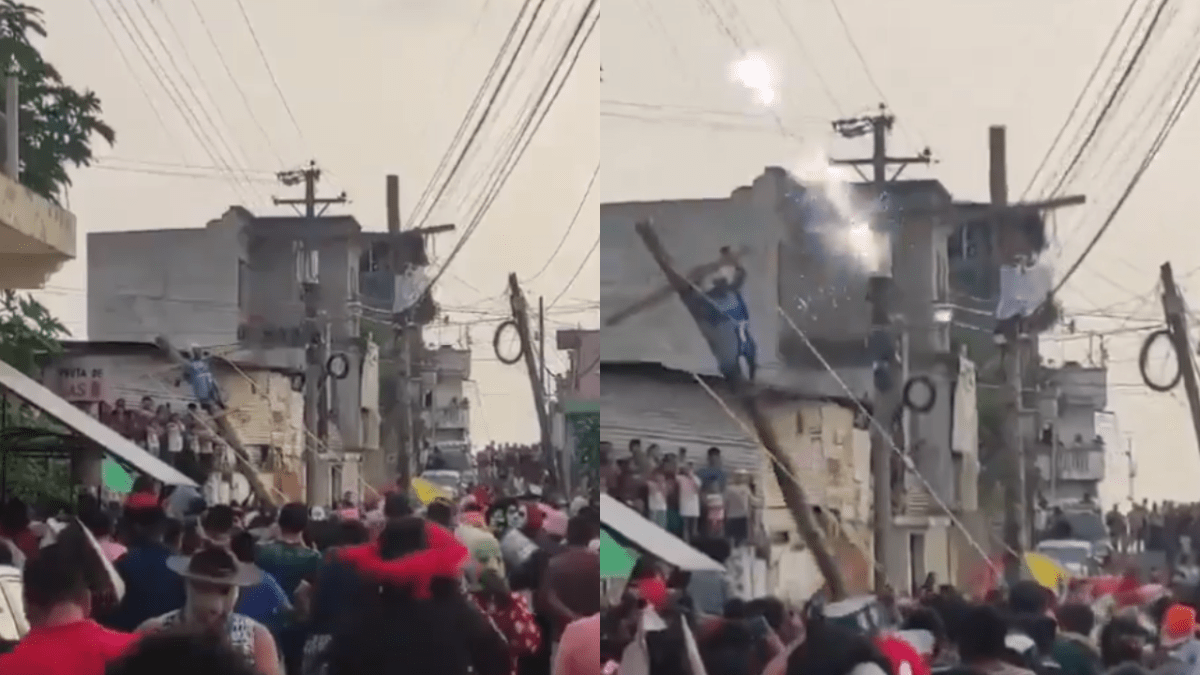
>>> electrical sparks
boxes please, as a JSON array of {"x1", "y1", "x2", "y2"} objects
[{"x1": 732, "y1": 55, "x2": 776, "y2": 106}]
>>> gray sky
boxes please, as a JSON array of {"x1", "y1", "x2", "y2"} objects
[
  {"x1": 604, "y1": 0, "x2": 1200, "y2": 503},
  {"x1": 36, "y1": 0, "x2": 598, "y2": 444}
]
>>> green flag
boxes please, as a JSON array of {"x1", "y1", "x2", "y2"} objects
[
  {"x1": 102, "y1": 458, "x2": 134, "y2": 494},
  {"x1": 599, "y1": 530, "x2": 637, "y2": 579}
]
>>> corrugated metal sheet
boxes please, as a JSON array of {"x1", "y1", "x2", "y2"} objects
[
  {"x1": 601, "y1": 373, "x2": 759, "y2": 472},
  {"x1": 223, "y1": 372, "x2": 273, "y2": 446}
]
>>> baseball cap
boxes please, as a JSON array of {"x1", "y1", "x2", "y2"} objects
[{"x1": 1161, "y1": 603, "x2": 1197, "y2": 649}]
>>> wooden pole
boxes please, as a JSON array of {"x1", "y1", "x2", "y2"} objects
[
  {"x1": 153, "y1": 336, "x2": 278, "y2": 506},
  {"x1": 508, "y1": 274, "x2": 558, "y2": 491},
  {"x1": 633, "y1": 220, "x2": 848, "y2": 600}
]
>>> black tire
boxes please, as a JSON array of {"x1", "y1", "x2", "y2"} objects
[
  {"x1": 902, "y1": 375, "x2": 937, "y2": 413},
  {"x1": 1139, "y1": 328, "x2": 1182, "y2": 392},
  {"x1": 492, "y1": 320, "x2": 523, "y2": 365},
  {"x1": 326, "y1": 353, "x2": 350, "y2": 380}
]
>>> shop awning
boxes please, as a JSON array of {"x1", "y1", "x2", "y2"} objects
[
  {"x1": 0, "y1": 360, "x2": 197, "y2": 487},
  {"x1": 600, "y1": 493, "x2": 723, "y2": 573}
]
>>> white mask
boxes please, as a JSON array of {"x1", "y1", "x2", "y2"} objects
[{"x1": 185, "y1": 585, "x2": 240, "y2": 629}]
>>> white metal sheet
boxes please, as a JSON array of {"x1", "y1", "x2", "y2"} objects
[
  {"x1": 600, "y1": 493, "x2": 723, "y2": 573},
  {"x1": 0, "y1": 359, "x2": 197, "y2": 487}
]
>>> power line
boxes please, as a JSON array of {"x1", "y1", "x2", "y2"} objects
[
  {"x1": 547, "y1": 235, "x2": 598, "y2": 310},
  {"x1": 232, "y1": 0, "x2": 307, "y2": 145},
  {"x1": 1020, "y1": 0, "x2": 1143, "y2": 200},
  {"x1": 1053, "y1": 28, "x2": 1200, "y2": 295},
  {"x1": 185, "y1": 0, "x2": 287, "y2": 165},
  {"x1": 1046, "y1": 0, "x2": 1171, "y2": 199},
  {"x1": 524, "y1": 163, "x2": 598, "y2": 283},
  {"x1": 827, "y1": 0, "x2": 888, "y2": 107}
]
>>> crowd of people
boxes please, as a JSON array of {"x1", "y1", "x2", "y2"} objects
[
  {"x1": 1104, "y1": 502, "x2": 1200, "y2": 559},
  {"x1": 603, "y1": 558, "x2": 1200, "y2": 675},
  {"x1": 600, "y1": 439, "x2": 762, "y2": 546},
  {"x1": 0, "y1": 476, "x2": 602, "y2": 675}
]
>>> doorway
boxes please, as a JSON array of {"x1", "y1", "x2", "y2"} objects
[{"x1": 909, "y1": 532, "x2": 926, "y2": 595}]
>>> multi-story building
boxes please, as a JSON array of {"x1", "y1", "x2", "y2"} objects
[
  {"x1": 84, "y1": 207, "x2": 433, "y2": 503},
  {"x1": 421, "y1": 345, "x2": 471, "y2": 468},
  {"x1": 601, "y1": 168, "x2": 984, "y2": 590},
  {"x1": 555, "y1": 328, "x2": 598, "y2": 492},
  {"x1": 1034, "y1": 361, "x2": 1108, "y2": 504}
]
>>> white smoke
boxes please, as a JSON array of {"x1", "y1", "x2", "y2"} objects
[{"x1": 786, "y1": 149, "x2": 890, "y2": 276}]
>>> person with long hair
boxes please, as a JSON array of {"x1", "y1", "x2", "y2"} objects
[{"x1": 321, "y1": 517, "x2": 509, "y2": 675}]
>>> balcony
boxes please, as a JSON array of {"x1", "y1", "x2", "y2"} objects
[
  {"x1": 0, "y1": 172, "x2": 75, "y2": 289},
  {"x1": 1035, "y1": 445, "x2": 1105, "y2": 482}
]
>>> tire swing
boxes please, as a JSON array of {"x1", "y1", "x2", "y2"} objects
[
  {"x1": 1139, "y1": 328, "x2": 1183, "y2": 392},
  {"x1": 493, "y1": 320, "x2": 524, "y2": 365}
]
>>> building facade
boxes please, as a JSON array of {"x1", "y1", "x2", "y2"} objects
[
  {"x1": 601, "y1": 168, "x2": 972, "y2": 589},
  {"x1": 83, "y1": 207, "x2": 424, "y2": 504},
  {"x1": 421, "y1": 345, "x2": 471, "y2": 464},
  {"x1": 40, "y1": 342, "x2": 306, "y2": 502},
  {"x1": 1035, "y1": 362, "x2": 1108, "y2": 505}
]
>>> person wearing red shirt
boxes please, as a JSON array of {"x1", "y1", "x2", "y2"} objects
[
  {"x1": 0, "y1": 542, "x2": 138, "y2": 675},
  {"x1": 876, "y1": 631, "x2": 933, "y2": 675}
]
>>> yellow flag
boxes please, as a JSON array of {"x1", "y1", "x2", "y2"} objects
[{"x1": 411, "y1": 477, "x2": 451, "y2": 505}]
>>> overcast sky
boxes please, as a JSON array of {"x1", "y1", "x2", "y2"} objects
[
  {"x1": 604, "y1": 0, "x2": 1200, "y2": 503},
  {"x1": 36, "y1": 0, "x2": 598, "y2": 444}
]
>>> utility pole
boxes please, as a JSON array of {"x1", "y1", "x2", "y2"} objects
[
  {"x1": 539, "y1": 296, "x2": 547, "y2": 394},
  {"x1": 831, "y1": 104, "x2": 931, "y2": 594},
  {"x1": 273, "y1": 161, "x2": 347, "y2": 506},
  {"x1": 508, "y1": 274, "x2": 557, "y2": 490},
  {"x1": 981, "y1": 126, "x2": 1084, "y2": 584},
  {"x1": 1158, "y1": 262, "x2": 1200, "y2": 452},
  {"x1": 633, "y1": 221, "x2": 848, "y2": 600}
]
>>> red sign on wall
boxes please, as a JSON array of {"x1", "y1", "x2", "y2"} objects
[{"x1": 54, "y1": 367, "x2": 109, "y2": 402}]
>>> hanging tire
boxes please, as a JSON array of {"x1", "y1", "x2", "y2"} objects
[
  {"x1": 493, "y1": 320, "x2": 523, "y2": 365},
  {"x1": 326, "y1": 353, "x2": 351, "y2": 380},
  {"x1": 902, "y1": 375, "x2": 937, "y2": 413},
  {"x1": 1139, "y1": 328, "x2": 1182, "y2": 392},
  {"x1": 290, "y1": 373, "x2": 307, "y2": 393}
]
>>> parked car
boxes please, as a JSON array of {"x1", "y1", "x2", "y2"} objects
[
  {"x1": 1036, "y1": 539, "x2": 1097, "y2": 578},
  {"x1": 0, "y1": 564, "x2": 27, "y2": 643}
]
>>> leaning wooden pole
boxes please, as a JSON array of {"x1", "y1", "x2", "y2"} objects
[
  {"x1": 633, "y1": 221, "x2": 847, "y2": 600},
  {"x1": 154, "y1": 336, "x2": 278, "y2": 506}
]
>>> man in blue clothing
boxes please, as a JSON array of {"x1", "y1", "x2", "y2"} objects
[
  {"x1": 103, "y1": 494, "x2": 186, "y2": 632},
  {"x1": 695, "y1": 447, "x2": 728, "y2": 494},
  {"x1": 230, "y1": 530, "x2": 291, "y2": 639},
  {"x1": 182, "y1": 345, "x2": 224, "y2": 412}
]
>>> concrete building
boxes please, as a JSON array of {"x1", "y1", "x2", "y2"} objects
[
  {"x1": 421, "y1": 345, "x2": 471, "y2": 466},
  {"x1": 0, "y1": 172, "x2": 76, "y2": 289},
  {"x1": 554, "y1": 328, "x2": 599, "y2": 491},
  {"x1": 601, "y1": 168, "x2": 981, "y2": 590},
  {"x1": 40, "y1": 341, "x2": 306, "y2": 502},
  {"x1": 1035, "y1": 361, "x2": 1108, "y2": 504},
  {"x1": 82, "y1": 207, "x2": 429, "y2": 504}
]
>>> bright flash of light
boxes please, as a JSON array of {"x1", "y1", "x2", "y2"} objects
[
  {"x1": 732, "y1": 55, "x2": 776, "y2": 106},
  {"x1": 847, "y1": 221, "x2": 873, "y2": 256}
]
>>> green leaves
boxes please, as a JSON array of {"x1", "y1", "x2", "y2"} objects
[
  {"x1": 0, "y1": 0, "x2": 115, "y2": 203},
  {"x1": 0, "y1": 289, "x2": 67, "y2": 377}
]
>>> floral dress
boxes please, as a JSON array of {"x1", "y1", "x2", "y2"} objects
[{"x1": 469, "y1": 591, "x2": 542, "y2": 675}]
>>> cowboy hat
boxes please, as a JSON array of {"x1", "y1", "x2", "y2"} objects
[{"x1": 166, "y1": 546, "x2": 262, "y2": 587}]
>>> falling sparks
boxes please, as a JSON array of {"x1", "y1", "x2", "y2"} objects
[{"x1": 732, "y1": 55, "x2": 776, "y2": 106}]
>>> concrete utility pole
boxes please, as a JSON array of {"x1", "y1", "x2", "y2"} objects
[
  {"x1": 539, "y1": 296, "x2": 547, "y2": 395},
  {"x1": 153, "y1": 336, "x2": 278, "y2": 506},
  {"x1": 273, "y1": 161, "x2": 347, "y2": 506},
  {"x1": 982, "y1": 126, "x2": 1084, "y2": 584},
  {"x1": 1158, "y1": 262, "x2": 1200, "y2": 453},
  {"x1": 634, "y1": 221, "x2": 848, "y2": 600},
  {"x1": 508, "y1": 274, "x2": 557, "y2": 490},
  {"x1": 831, "y1": 104, "x2": 931, "y2": 593}
]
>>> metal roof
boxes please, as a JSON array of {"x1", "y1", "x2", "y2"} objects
[
  {"x1": 0, "y1": 360, "x2": 197, "y2": 487},
  {"x1": 600, "y1": 493, "x2": 723, "y2": 572}
]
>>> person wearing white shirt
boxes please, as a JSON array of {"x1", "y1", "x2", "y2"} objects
[{"x1": 677, "y1": 461, "x2": 701, "y2": 542}]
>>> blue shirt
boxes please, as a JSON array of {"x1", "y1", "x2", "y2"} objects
[
  {"x1": 696, "y1": 466, "x2": 728, "y2": 493},
  {"x1": 185, "y1": 360, "x2": 216, "y2": 402},
  {"x1": 235, "y1": 571, "x2": 291, "y2": 638},
  {"x1": 105, "y1": 542, "x2": 186, "y2": 631}
]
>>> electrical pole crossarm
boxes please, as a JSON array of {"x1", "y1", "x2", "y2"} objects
[
  {"x1": 632, "y1": 219, "x2": 848, "y2": 600},
  {"x1": 272, "y1": 196, "x2": 347, "y2": 207},
  {"x1": 829, "y1": 155, "x2": 932, "y2": 166}
]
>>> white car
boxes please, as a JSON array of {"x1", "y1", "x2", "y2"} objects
[{"x1": 1036, "y1": 539, "x2": 1096, "y2": 578}]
